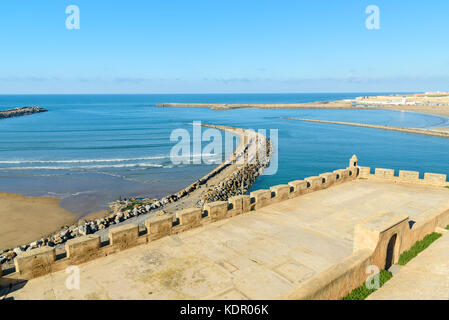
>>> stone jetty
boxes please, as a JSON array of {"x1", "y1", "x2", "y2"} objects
[
  {"x1": 0, "y1": 107, "x2": 48, "y2": 119},
  {"x1": 285, "y1": 117, "x2": 449, "y2": 139}
]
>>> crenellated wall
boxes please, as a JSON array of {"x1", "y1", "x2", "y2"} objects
[
  {"x1": 283, "y1": 202, "x2": 449, "y2": 300},
  {"x1": 281, "y1": 157, "x2": 449, "y2": 300},
  {"x1": 0, "y1": 159, "x2": 360, "y2": 283},
  {"x1": 2, "y1": 155, "x2": 448, "y2": 294},
  {"x1": 358, "y1": 166, "x2": 449, "y2": 187}
]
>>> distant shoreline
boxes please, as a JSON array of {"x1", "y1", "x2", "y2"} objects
[
  {"x1": 156, "y1": 93, "x2": 449, "y2": 117},
  {"x1": 155, "y1": 101, "x2": 356, "y2": 110}
]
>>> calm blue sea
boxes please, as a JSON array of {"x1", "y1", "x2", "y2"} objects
[{"x1": 1, "y1": 93, "x2": 449, "y2": 217}]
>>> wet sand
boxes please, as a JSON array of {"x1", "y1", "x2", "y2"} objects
[{"x1": 0, "y1": 192, "x2": 77, "y2": 250}]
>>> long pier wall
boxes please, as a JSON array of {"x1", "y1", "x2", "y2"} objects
[{"x1": 0, "y1": 107, "x2": 47, "y2": 119}]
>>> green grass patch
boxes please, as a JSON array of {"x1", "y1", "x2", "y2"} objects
[
  {"x1": 398, "y1": 232, "x2": 442, "y2": 266},
  {"x1": 446, "y1": 225, "x2": 449, "y2": 230},
  {"x1": 341, "y1": 270, "x2": 392, "y2": 300}
]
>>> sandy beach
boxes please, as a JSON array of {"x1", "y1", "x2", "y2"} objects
[{"x1": 0, "y1": 192, "x2": 77, "y2": 251}]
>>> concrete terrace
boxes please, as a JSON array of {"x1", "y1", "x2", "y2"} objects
[{"x1": 5, "y1": 179, "x2": 449, "y2": 300}]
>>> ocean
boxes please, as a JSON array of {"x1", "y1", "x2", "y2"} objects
[{"x1": 1, "y1": 93, "x2": 449, "y2": 217}]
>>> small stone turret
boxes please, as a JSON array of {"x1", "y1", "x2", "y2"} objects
[{"x1": 349, "y1": 155, "x2": 358, "y2": 168}]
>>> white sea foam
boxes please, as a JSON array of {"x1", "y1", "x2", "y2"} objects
[
  {"x1": 0, "y1": 153, "x2": 220, "y2": 165},
  {"x1": 0, "y1": 163, "x2": 169, "y2": 170}
]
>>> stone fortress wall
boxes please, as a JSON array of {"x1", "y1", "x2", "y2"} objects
[
  {"x1": 283, "y1": 157, "x2": 449, "y2": 300},
  {"x1": 0, "y1": 157, "x2": 359, "y2": 282},
  {"x1": 2, "y1": 155, "x2": 449, "y2": 301}
]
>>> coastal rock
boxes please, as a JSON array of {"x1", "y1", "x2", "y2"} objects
[
  {"x1": 53, "y1": 236, "x2": 63, "y2": 244},
  {"x1": 13, "y1": 247, "x2": 24, "y2": 255},
  {"x1": 0, "y1": 106, "x2": 48, "y2": 119},
  {"x1": 89, "y1": 223, "x2": 98, "y2": 233},
  {"x1": 5, "y1": 251, "x2": 16, "y2": 260},
  {"x1": 78, "y1": 225, "x2": 88, "y2": 236}
]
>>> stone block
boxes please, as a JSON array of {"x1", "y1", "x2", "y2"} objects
[
  {"x1": 250, "y1": 189, "x2": 271, "y2": 210},
  {"x1": 424, "y1": 173, "x2": 447, "y2": 185},
  {"x1": 177, "y1": 208, "x2": 202, "y2": 227},
  {"x1": 14, "y1": 246, "x2": 55, "y2": 279},
  {"x1": 399, "y1": 170, "x2": 419, "y2": 181},
  {"x1": 375, "y1": 168, "x2": 395, "y2": 179},
  {"x1": 270, "y1": 184, "x2": 290, "y2": 203},
  {"x1": 65, "y1": 234, "x2": 100, "y2": 263},
  {"x1": 333, "y1": 168, "x2": 350, "y2": 182},
  {"x1": 288, "y1": 180, "x2": 307, "y2": 198},
  {"x1": 108, "y1": 224, "x2": 139, "y2": 250},
  {"x1": 145, "y1": 215, "x2": 173, "y2": 241},
  {"x1": 204, "y1": 201, "x2": 228, "y2": 222},
  {"x1": 304, "y1": 176, "x2": 322, "y2": 191},
  {"x1": 357, "y1": 166, "x2": 371, "y2": 179},
  {"x1": 319, "y1": 172, "x2": 337, "y2": 188}
]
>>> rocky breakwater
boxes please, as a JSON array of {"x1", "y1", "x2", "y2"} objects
[
  {"x1": 0, "y1": 106, "x2": 48, "y2": 119},
  {"x1": 199, "y1": 127, "x2": 272, "y2": 203},
  {"x1": 0, "y1": 125, "x2": 272, "y2": 266}
]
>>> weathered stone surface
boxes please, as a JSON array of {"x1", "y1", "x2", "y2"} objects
[
  {"x1": 319, "y1": 172, "x2": 337, "y2": 188},
  {"x1": 8, "y1": 179, "x2": 449, "y2": 300},
  {"x1": 399, "y1": 170, "x2": 419, "y2": 181},
  {"x1": 145, "y1": 215, "x2": 173, "y2": 241},
  {"x1": 424, "y1": 172, "x2": 447, "y2": 185},
  {"x1": 108, "y1": 224, "x2": 139, "y2": 250},
  {"x1": 270, "y1": 185, "x2": 290, "y2": 203},
  {"x1": 288, "y1": 180, "x2": 307, "y2": 198},
  {"x1": 250, "y1": 189, "x2": 271, "y2": 210},
  {"x1": 65, "y1": 235, "x2": 101, "y2": 263},
  {"x1": 177, "y1": 208, "x2": 202, "y2": 227},
  {"x1": 204, "y1": 201, "x2": 228, "y2": 222},
  {"x1": 356, "y1": 166, "x2": 370, "y2": 178},
  {"x1": 375, "y1": 168, "x2": 395, "y2": 178},
  {"x1": 304, "y1": 176, "x2": 322, "y2": 190},
  {"x1": 14, "y1": 246, "x2": 55, "y2": 279}
]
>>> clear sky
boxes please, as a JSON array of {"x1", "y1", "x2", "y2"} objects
[{"x1": 0, "y1": 0, "x2": 448, "y2": 94}]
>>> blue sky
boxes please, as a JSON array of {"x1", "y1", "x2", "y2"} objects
[{"x1": 0, "y1": 0, "x2": 448, "y2": 94}]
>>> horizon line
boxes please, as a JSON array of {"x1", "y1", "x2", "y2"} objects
[{"x1": 0, "y1": 91, "x2": 422, "y2": 96}]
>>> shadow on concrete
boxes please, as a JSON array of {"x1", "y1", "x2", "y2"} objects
[{"x1": 0, "y1": 279, "x2": 28, "y2": 300}]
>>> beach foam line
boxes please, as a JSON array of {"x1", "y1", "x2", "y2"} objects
[
  {"x1": 0, "y1": 157, "x2": 224, "y2": 171},
  {"x1": 0, "y1": 163, "x2": 171, "y2": 170},
  {"x1": 0, "y1": 153, "x2": 221, "y2": 165}
]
